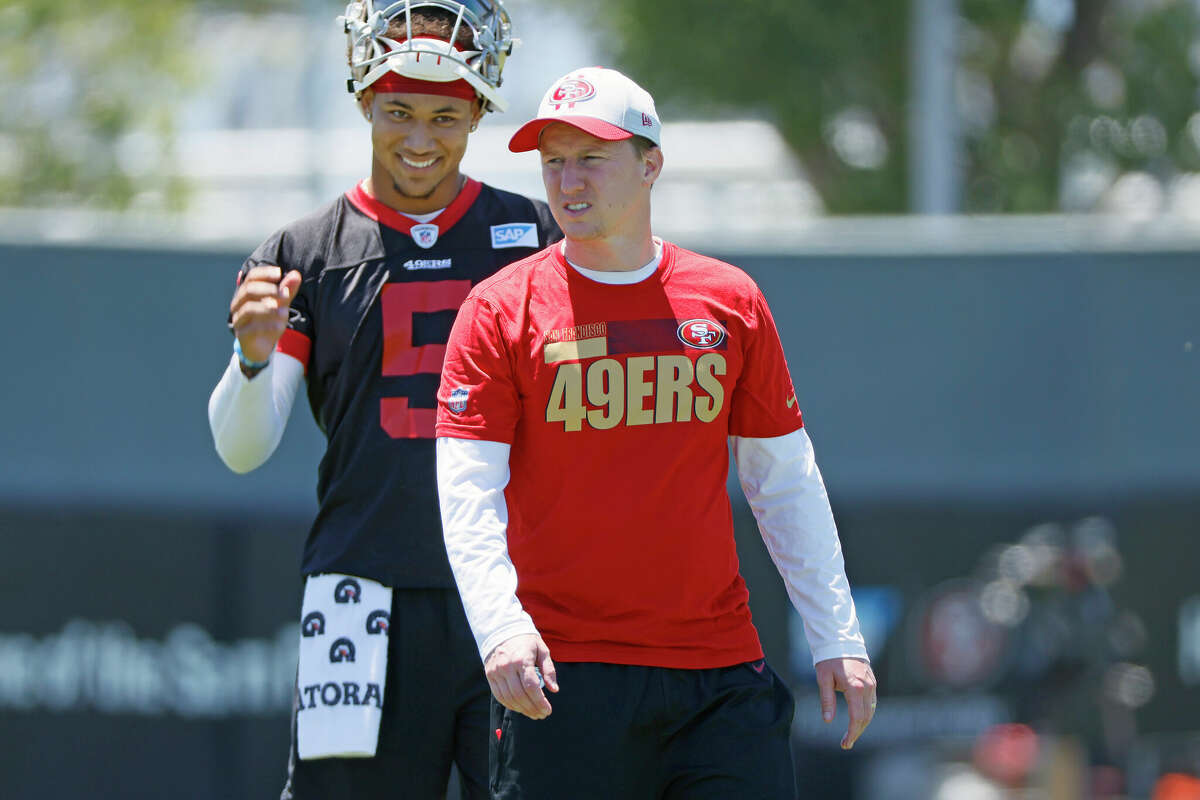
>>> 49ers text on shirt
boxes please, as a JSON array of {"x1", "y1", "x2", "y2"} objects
[{"x1": 541, "y1": 318, "x2": 730, "y2": 431}]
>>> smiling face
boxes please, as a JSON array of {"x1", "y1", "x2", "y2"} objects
[
  {"x1": 538, "y1": 122, "x2": 662, "y2": 255},
  {"x1": 366, "y1": 90, "x2": 482, "y2": 214}
]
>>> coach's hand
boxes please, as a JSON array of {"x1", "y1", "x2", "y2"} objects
[
  {"x1": 815, "y1": 657, "x2": 877, "y2": 749},
  {"x1": 485, "y1": 633, "x2": 559, "y2": 721},
  {"x1": 230, "y1": 266, "x2": 302, "y2": 374}
]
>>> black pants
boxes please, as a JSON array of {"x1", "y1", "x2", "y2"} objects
[
  {"x1": 282, "y1": 587, "x2": 490, "y2": 800},
  {"x1": 491, "y1": 660, "x2": 797, "y2": 800}
]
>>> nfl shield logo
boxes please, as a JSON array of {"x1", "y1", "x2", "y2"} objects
[
  {"x1": 411, "y1": 223, "x2": 439, "y2": 249},
  {"x1": 449, "y1": 387, "x2": 469, "y2": 414}
]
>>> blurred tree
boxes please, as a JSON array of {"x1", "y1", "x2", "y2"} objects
[
  {"x1": 961, "y1": 0, "x2": 1200, "y2": 214},
  {"x1": 0, "y1": 0, "x2": 287, "y2": 211},
  {"x1": 567, "y1": 0, "x2": 1199, "y2": 214}
]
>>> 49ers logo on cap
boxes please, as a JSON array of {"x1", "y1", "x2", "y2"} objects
[
  {"x1": 550, "y1": 78, "x2": 595, "y2": 109},
  {"x1": 677, "y1": 318, "x2": 727, "y2": 349}
]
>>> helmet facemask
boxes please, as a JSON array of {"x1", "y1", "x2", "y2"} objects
[{"x1": 341, "y1": 0, "x2": 513, "y2": 112}]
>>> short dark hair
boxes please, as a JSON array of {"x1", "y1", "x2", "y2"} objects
[
  {"x1": 630, "y1": 135, "x2": 658, "y2": 158},
  {"x1": 387, "y1": 8, "x2": 476, "y2": 50},
  {"x1": 349, "y1": 9, "x2": 477, "y2": 69}
]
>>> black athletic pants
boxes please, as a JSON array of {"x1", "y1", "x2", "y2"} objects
[
  {"x1": 490, "y1": 659, "x2": 797, "y2": 799},
  {"x1": 282, "y1": 587, "x2": 490, "y2": 799}
]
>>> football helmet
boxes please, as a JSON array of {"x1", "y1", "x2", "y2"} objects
[{"x1": 340, "y1": 0, "x2": 513, "y2": 112}]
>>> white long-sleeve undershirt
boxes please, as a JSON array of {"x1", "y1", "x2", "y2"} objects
[
  {"x1": 207, "y1": 352, "x2": 305, "y2": 473},
  {"x1": 437, "y1": 428, "x2": 868, "y2": 665},
  {"x1": 435, "y1": 438, "x2": 538, "y2": 660},
  {"x1": 730, "y1": 429, "x2": 867, "y2": 664}
]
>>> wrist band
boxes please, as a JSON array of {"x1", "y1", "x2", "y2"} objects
[{"x1": 234, "y1": 338, "x2": 271, "y2": 370}]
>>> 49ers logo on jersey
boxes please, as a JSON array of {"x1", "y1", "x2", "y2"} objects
[
  {"x1": 677, "y1": 319, "x2": 726, "y2": 349},
  {"x1": 550, "y1": 78, "x2": 595, "y2": 108}
]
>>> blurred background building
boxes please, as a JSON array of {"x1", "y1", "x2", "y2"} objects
[{"x1": 1, "y1": 1, "x2": 1199, "y2": 798}]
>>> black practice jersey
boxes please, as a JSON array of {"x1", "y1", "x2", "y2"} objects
[{"x1": 236, "y1": 179, "x2": 561, "y2": 586}]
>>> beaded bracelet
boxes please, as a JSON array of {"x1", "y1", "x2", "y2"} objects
[{"x1": 234, "y1": 338, "x2": 271, "y2": 370}]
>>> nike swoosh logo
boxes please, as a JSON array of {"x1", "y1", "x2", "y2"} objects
[{"x1": 786, "y1": 395, "x2": 797, "y2": 409}]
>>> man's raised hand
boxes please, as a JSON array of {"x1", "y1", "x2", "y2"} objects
[{"x1": 230, "y1": 266, "x2": 302, "y2": 372}]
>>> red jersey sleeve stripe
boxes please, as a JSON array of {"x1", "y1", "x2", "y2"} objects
[{"x1": 276, "y1": 329, "x2": 312, "y2": 370}]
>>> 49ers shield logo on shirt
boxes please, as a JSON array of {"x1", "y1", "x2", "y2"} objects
[{"x1": 677, "y1": 318, "x2": 727, "y2": 349}]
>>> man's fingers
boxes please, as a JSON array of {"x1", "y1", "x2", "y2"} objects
[
  {"x1": 279, "y1": 270, "x2": 303, "y2": 304},
  {"x1": 483, "y1": 634, "x2": 555, "y2": 721},
  {"x1": 817, "y1": 673, "x2": 837, "y2": 723},
  {"x1": 231, "y1": 286, "x2": 291, "y2": 329},
  {"x1": 490, "y1": 671, "x2": 526, "y2": 714},
  {"x1": 487, "y1": 665, "x2": 550, "y2": 720},
  {"x1": 242, "y1": 265, "x2": 283, "y2": 284},
  {"x1": 841, "y1": 692, "x2": 871, "y2": 749},
  {"x1": 507, "y1": 676, "x2": 548, "y2": 720},
  {"x1": 231, "y1": 303, "x2": 289, "y2": 334},
  {"x1": 843, "y1": 705, "x2": 873, "y2": 749},
  {"x1": 232, "y1": 267, "x2": 299, "y2": 318},
  {"x1": 540, "y1": 653, "x2": 559, "y2": 693},
  {"x1": 232, "y1": 270, "x2": 300, "y2": 318},
  {"x1": 520, "y1": 665, "x2": 552, "y2": 717},
  {"x1": 815, "y1": 657, "x2": 878, "y2": 749},
  {"x1": 526, "y1": 663, "x2": 544, "y2": 690},
  {"x1": 837, "y1": 667, "x2": 877, "y2": 750},
  {"x1": 236, "y1": 281, "x2": 287, "y2": 302},
  {"x1": 487, "y1": 673, "x2": 521, "y2": 716}
]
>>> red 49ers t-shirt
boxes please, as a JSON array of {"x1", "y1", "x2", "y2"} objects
[{"x1": 436, "y1": 241, "x2": 804, "y2": 669}]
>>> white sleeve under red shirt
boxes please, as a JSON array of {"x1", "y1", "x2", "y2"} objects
[{"x1": 435, "y1": 240, "x2": 867, "y2": 669}]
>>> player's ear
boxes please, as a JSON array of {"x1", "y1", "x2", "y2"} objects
[
  {"x1": 359, "y1": 90, "x2": 375, "y2": 123},
  {"x1": 470, "y1": 98, "x2": 485, "y2": 132},
  {"x1": 642, "y1": 145, "x2": 663, "y2": 186}
]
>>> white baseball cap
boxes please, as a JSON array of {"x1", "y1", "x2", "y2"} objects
[{"x1": 508, "y1": 66, "x2": 661, "y2": 152}]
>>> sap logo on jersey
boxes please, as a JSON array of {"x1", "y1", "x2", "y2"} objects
[
  {"x1": 677, "y1": 319, "x2": 727, "y2": 349},
  {"x1": 491, "y1": 223, "x2": 538, "y2": 249}
]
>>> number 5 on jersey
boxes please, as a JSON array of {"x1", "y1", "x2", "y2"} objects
[{"x1": 379, "y1": 280, "x2": 472, "y2": 439}]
